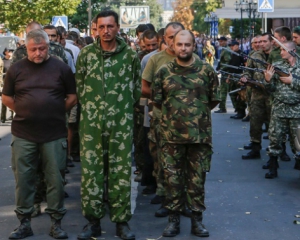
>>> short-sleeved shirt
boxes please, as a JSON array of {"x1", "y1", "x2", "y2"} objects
[
  {"x1": 3, "y1": 56, "x2": 76, "y2": 143},
  {"x1": 153, "y1": 58, "x2": 220, "y2": 145}
]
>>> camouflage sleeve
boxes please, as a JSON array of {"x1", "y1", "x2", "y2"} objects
[
  {"x1": 58, "y1": 46, "x2": 68, "y2": 64},
  {"x1": 49, "y1": 43, "x2": 69, "y2": 64},
  {"x1": 219, "y1": 50, "x2": 231, "y2": 71},
  {"x1": 207, "y1": 66, "x2": 221, "y2": 103},
  {"x1": 132, "y1": 53, "x2": 142, "y2": 104},
  {"x1": 152, "y1": 66, "x2": 166, "y2": 105},
  {"x1": 75, "y1": 50, "x2": 86, "y2": 103},
  {"x1": 11, "y1": 46, "x2": 27, "y2": 64}
]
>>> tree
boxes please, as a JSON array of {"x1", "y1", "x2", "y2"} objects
[
  {"x1": 1, "y1": 0, "x2": 81, "y2": 33},
  {"x1": 171, "y1": 0, "x2": 194, "y2": 30},
  {"x1": 68, "y1": 0, "x2": 104, "y2": 31},
  {"x1": 191, "y1": 0, "x2": 223, "y2": 34}
]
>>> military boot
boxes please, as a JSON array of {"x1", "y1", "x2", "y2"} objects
[
  {"x1": 162, "y1": 212, "x2": 180, "y2": 237},
  {"x1": 242, "y1": 142, "x2": 261, "y2": 159},
  {"x1": 294, "y1": 153, "x2": 300, "y2": 170},
  {"x1": 280, "y1": 142, "x2": 291, "y2": 161},
  {"x1": 116, "y1": 222, "x2": 135, "y2": 240},
  {"x1": 265, "y1": 156, "x2": 279, "y2": 179},
  {"x1": 244, "y1": 142, "x2": 253, "y2": 150},
  {"x1": 49, "y1": 218, "x2": 68, "y2": 239},
  {"x1": 9, "y1": 217, "x2": 33, "y2": 239},
  {"x1": 191, "y1": 211, "x2": 209, "y2": 237},
  {"x1": 77, "y1": 220, "x2": 101, "y2": 240}
]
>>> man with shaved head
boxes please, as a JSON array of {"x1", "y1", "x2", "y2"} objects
[{"x1": 153, "y1": 30, "x2": 220, "y2": 237}]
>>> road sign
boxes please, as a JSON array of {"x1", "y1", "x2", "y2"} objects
[
  {"x1": 258, "y1": 0, "x2": 274, "y2": 13},
  {"x1": 52, "y1": 16, "x2": 68, "y2": 30}
]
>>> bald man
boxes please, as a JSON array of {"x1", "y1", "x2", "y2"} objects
[{"x1": 153, "y1": 30, "x2": 220, "y2": 237}]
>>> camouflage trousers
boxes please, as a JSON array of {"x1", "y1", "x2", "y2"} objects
[
  {"x1": 246, "y1": 86, "x2": 252, "y2": 115},
  {"x1": 218, "y1": 79, "x2": 229, "y2": 110},
  {"x1": 80, "y1": 134, "x2": 132, "y2": 223},
  {"x1": 133, "y1": 109, "x2": 145, "y2": 171},
  {"x1": 268, "y1": 116, "x2": 300, "y2": 156},
  {"x1": 149, "y1": 118, "x2": 165, "y2": 196},
  {"x1": 161, "y1": 143, "x2": 212, "y2": 213},
  {"x1": 249, "y1": 93, "x2": 271, "y2": 143}
]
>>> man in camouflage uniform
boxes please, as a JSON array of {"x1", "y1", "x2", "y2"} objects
[
  {"x1": 203, "y1": 39, "x2": 215, "y2": 67},
  {"x1": 241, "y1": 33, "x2": 272, "y2": 160},
  {"x1": 142, "y1": 22, "x2": 185, "y2": 217},
  {"x1": 153, "y1": 30, "x2": 220, "y2": 238},
  {"x1": 12, "y1": 21, "x2": 68, "y2": 65},
  {"x1": 263, "y1": 41, "x2": 300, "y2": 178},
  {"x1": 134, "y1": 29, "x2": 158, "y2": 183},
  {"x1": 76, "y1": 10, "x2": 140, "y2": 240},
  {"x1": 226, "y1": 40, "x2": 247, "y2": 119},
  {"x1": 243, "y1": 35, "x2": 261, "y2": 122},
  {"x1": 265, "y1": 26, "x2": 300, "y2": 163},
  {"x1": 215, "y1": 36, "x2": 231, "y2": 113}
]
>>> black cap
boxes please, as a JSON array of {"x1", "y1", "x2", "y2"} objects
[
  {"x1": 229, "y1": 40, "x2": 239, "y2": 46},
  {"x1": 217, "y1": 36, "x2": 227, "y2": 41}
]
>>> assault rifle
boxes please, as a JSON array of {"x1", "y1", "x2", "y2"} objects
[
  {"x1": 223, "y1": 47, "x2": 290, "y2": 77},
  {"x1": 219, "y1": 66, "x2": 263, "y2": 90}
]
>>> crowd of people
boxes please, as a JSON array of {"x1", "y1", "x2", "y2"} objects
[{"x1": 1, "y1": 8, "x2": 300, "y2": 240}]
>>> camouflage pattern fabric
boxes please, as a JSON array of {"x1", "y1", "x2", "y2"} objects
[
  {"x1": 12, "y1": 41, "x2": 68, "y2": 64},
  {"x1": 75, "y1": 37, "x2": 141, "y2": 222},
  {"x1": 203, "y1": 45, "x2": 215, "y2": 67},
  {"x1": 216, "y1": 46, "x2": 231, "y2": 110},
  {"x1": 265, "y1": 59, "x2": 300, "y2": 156},
  {"x1": 153, "y1": 58, "x2": 219, "y2": 212},
  {"x1": 243, "y1": 50, "x2": 271, "y2": 143},
  {"x1": 148, "y1": 118, "x2": 165, "y2": 196},
  {"x1": 162, "y1": 143, "x2": 210, "y2": 212},
  {"x1": 153, "y1": 58, "x2": 220, "y2": 148},
  {"x1": 133, "y1": 109, "x2": 145, "y2": 171}
]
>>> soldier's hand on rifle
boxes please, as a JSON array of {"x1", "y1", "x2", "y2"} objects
[
  {"x1": 279, "y1": 73, "x2": 292, "y2": 85},
  {"x1": 239, "y1": 76, "x2": 248, "y2": 86},
  {"x1": 264, "y1": 65, "x2": 275, "y2": 82}
]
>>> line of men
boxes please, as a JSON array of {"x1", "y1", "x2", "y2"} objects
[
  {"x1": 2, "y1": 10, "x2": 220, "y2": 240},
  {"x1": 215, "y1": 26, "x2": 300, "y2": 180}
]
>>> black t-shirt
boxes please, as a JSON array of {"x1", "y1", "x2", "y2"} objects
[{"x1": 3, "y1": 56, "x2": 76, "y2": 143}]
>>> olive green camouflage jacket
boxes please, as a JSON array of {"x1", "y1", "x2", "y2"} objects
[{"x1": 153, "y1": 58, "x2": 220, "y2": 145}]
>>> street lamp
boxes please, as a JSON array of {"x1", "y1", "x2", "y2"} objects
[
  {"x1": 243, "y1": 0, "x2": 260, "y2": 41},
  {"x1": 204, "y1": 12, "x2": 219, "y2": 43},
  {"x1": 234, "y1": 0, "x2": 260, "y2": 51}
]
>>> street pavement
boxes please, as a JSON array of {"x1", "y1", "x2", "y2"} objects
[{"x1": 1, "y1": 97, "x2": 300, "y2": 240}]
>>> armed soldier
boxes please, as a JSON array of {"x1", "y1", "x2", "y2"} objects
[
  {"x1": 215, "y1": 37, "x2": 231, "y2": 113},
  {"x1": 263, "y1": 41, "x2": 300, "y2": 178},
  {"x1": 266, "y1": 26, "x2": 300, "y2": 163},
  {"x1": 241, "y1": 33, "x2": 273, "y2": 160},
  {"x1": 243, "y1": 35, "x2": 261, "y2": 122},
  {"x1": 226, "y1": 40, "x2": 247, "y2": 119}
]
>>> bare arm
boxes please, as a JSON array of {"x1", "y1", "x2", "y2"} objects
[
  {"x1": 142, "y1": 79, "x2": 151, "y2": 98},
  {"x1": 2, "y1": 94, "x2": 15, "y2": 111},
  {"x1": 65, "y1": 94, "x2": 77, "y2": 111}
]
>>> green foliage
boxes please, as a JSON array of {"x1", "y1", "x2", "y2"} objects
[
  {"x1": 191, "y1": 0, "x2": 223, "y2": 33},
  {"x1": 69, "y1": 0, "x2": 104, "y2": 30},
  {"x1": 1, "y1": 0, "x2": 81, "y2": 33},
  {"x1": 231, "y1": 18, "x2": 262, "y2": 39}
]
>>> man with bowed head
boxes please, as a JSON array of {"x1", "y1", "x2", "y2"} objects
[
  {"x1": 2, "y1": 29, "x2": 77, "y2": 239},
  {"x1": 153, "y1": 30, "x2": 220, "y2": 237},
  {"x1": 75, "y1": 10, "x2": 141, "y2": 240}
]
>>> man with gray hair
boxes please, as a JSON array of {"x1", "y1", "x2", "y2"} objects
[{"x1": 2, "y1": 29, "x2": 77, "y2": 239}]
